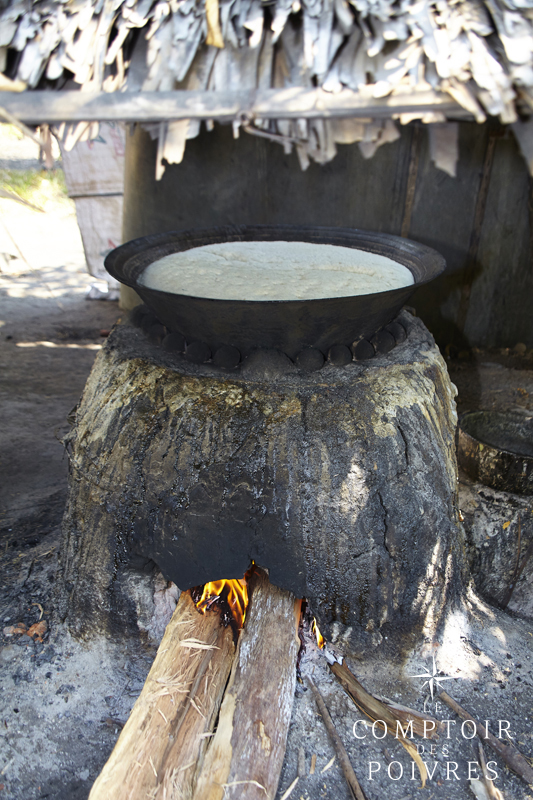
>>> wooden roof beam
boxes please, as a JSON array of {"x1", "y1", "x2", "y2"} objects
[{"x1": 0, "y1": 87, "x2": 472, "y2": 125}]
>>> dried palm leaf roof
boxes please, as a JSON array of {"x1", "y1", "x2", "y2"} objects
[
  {"x1": 1, "y1": 0, "x2": 532, "y2": 170},
  {"x1": 1, "y1": 0, "x2": 530, "y2": 118}
]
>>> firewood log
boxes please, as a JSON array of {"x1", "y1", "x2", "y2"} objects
[
  {"x1": 89, "y1": 590, "x2": 235, "y2": 800},
  {"x1": 192, "y1": 569, "x2": 301, "y2": 800}
]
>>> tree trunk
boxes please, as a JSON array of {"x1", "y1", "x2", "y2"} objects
[{"x1": 57, "y1": 310, "x2": 467, "y2": 653}]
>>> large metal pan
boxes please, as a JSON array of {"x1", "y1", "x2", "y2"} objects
[
  {"x1": 457, "y1": 410, "x2": 533, "y2": 494},
  {"x1": 105, "y1": 225, "x2": 446, "y2": 359}
]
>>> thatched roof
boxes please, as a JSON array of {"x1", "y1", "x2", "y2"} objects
[{"x1": 2, "y1": 0, "x2": 533, "y2": 171}]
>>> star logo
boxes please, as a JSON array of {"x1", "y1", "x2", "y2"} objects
[{"x1": 409, "y1": 655, "x2": 457, "y2": 699}]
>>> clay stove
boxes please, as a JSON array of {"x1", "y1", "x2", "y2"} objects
[{"x1": 57, "y1": 226, "x2": 466, "y2": 654}]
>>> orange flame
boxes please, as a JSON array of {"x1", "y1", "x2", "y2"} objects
[
  {"x1": 312, "y1": 617, "x2": 325, "y2": 649},
  {"x1": 196, "y1": 578, "x2": 249, "y2": 629}
]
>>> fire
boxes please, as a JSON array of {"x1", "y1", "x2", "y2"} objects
[
  {"x1": 195, "y1": 578, "x2": 249, "y2": 629},
  {"x1": 312, "y1": 617, "x2": 325, "y2": 649}
]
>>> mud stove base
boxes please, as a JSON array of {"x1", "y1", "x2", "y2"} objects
[{"x1": 57, "y1": 310, "x2": 466, "y2": 654}]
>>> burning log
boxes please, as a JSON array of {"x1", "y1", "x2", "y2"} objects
[
  {"x1": 89, "y1": 589, "x2": 236, "y2": 800},
  {"x1": 192, "y1": 568, "x2": 301, "y2": 800},
  {"x1": 89, "y1": 568, "x2": 300, "y2": 800}
]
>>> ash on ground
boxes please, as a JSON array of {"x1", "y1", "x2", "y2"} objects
[{"x1": 276, "y1": 603, "x2": 533, "y2": 800}]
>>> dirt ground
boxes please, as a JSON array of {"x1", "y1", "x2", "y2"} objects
[{"x1": 1, "y1": 133, "x2": 533, "y2": 800}]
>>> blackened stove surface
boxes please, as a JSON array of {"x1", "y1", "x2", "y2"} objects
[{"x1": 61, "y1": 310, "x2": 464, "y2": 651}]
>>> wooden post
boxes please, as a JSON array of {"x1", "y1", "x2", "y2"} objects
[
  {"x1": 192, "y1": 569, "x2": 302, "y2": 800},
  {"x1": 456, "y1": 126, "x2": 500, "y2": 336},
  {"x1": 400, "y1": 123, "x2": 423, "y2": 239},
  {"x1": 89, "y1": 591, "x2": 236, "y2": 800}
]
